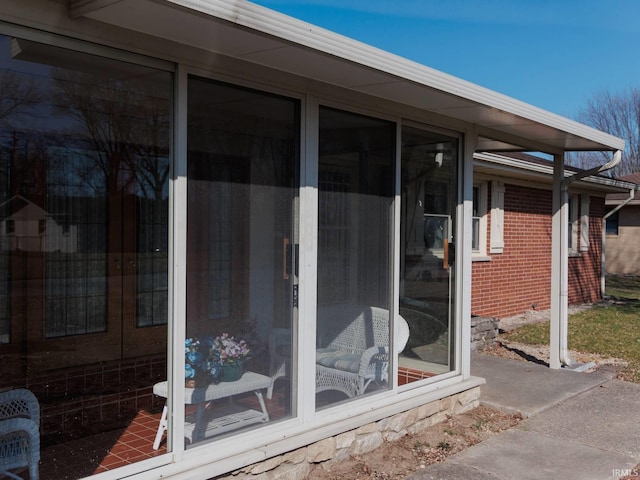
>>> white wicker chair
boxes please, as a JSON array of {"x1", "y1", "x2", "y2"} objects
[
  {"x1": 316, "y1": 305, "x2": 409, "y2": 398},
  {"x1": 0, "y1": 388, "x2": 40, "y2": 480}
]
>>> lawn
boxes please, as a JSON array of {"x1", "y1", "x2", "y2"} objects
[{"x1": 503, "y1": 275, "x2": 640, "y2": 383}]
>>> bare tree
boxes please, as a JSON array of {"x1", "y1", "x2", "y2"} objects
[
  {"x1": 0, "y1": 71, "x2": 42, "y2": 122},
  {"x1": 572, "y1": 87, "x2": 640, "y2": 177}
]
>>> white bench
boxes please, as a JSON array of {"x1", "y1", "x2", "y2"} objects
[{"x1": 152, "y1": 371, "x2": 271, "y2": 449}]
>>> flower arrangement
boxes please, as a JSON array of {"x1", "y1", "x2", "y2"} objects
[
  {"x1": 211, "y1": 333, "x2": 251, "y2": 366},
  {"x1": 185, "y1": 334, "x2": 251, "y2": 386}
]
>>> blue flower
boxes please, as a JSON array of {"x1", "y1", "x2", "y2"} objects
[
  {"x1": 185, "y1": 363, "x2": 195, "y2": 379},
  {"x1": 186, "y1": 351, "x2": 203, "y2": 365}
]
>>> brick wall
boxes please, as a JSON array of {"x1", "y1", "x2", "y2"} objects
[
  {"x1": 471, "y1": 183, "x2": 604, "y2": 318},
  {"x1": 569, "y1": 199, "x2": 604, "y2": 305}
]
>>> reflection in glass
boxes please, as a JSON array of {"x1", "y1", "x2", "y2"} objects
[
  {"x1": 186, "y1": 77, "x2": 299, "y2": 446},
  {"x1": 399, "y1": 125, "x2": 458, "y2": 384},
  {"x1": 316, "y1": 107, "x2": 395, "y2": 408},
  {"x1": 0, "y1": 35, "x2": 170, "y2": 478}
]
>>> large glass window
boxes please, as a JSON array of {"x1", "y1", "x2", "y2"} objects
[
  {"x1": 399, "y1": 125, "x2": 458, "y2": 383},
  {"x1": 316, "y1": 107, "x2": 395, "y2": 408},
  {"x1": 0, "y1": 35, "x2": 171, "y2": 478},
  {"x1": 185, "y1": 77, "x2": 299, "y2": 446}
]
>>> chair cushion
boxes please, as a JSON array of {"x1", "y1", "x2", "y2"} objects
[{"x1": 316, "y1": 348, "x2": 360, "y2": 373}]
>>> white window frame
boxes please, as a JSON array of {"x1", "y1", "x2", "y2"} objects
[
  {"x1": 489, "y1": 181, "x2": 505, "y2": 254},
  {"x1": 568, "y1": 194, "x2": 579, "y2": 253},
  {"x1": 472, "y1": 181, "x2": 488, "y2": 258},
  {"x1": 580, "y1": 194, "x2": 590, "y2": 252},
  {"x1": 1, "y1": 21, "x2": 483, "y2": 480}
]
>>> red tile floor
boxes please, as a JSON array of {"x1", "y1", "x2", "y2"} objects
[
  {"x1": 19, "y1": 374, "x2": 430, "y2": 480},
  {"x1": 36, "y1": 409, "x2": 166, "y2": 480},
  {"x1": 27, "y1": 390, "x2": 290, "y2": 480}
]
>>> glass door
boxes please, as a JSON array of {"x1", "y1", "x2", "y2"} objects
[
  {"x1": 0, "y1": 34, "x2": 171, "y2": 477},
  {"x1": 398, "y1": 125, "x2": 458, "y2": 384},
  {"x1": 185, "y1": 77, "x2": 299, "y2": 446},
  {"x1": 316, "y1": 107, "x2": 395, "y2": 407}
]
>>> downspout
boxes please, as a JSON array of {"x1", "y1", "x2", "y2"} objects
[
  {"x1": 552, "y1": 150, "x2": 622, "y2": 368},
  {"x1": 602, "y1": 189, "x2": 636, "y2": 297}
]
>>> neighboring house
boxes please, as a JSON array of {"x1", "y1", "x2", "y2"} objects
[
  {"x1": 471, "y1": 153, "x2": 639, "y2": 318},
  {"x1": 0, "y1": 195, "x2": 78, "y2": 253},
  {"x1": 0, "y1": 2, "x2": 629, "y2": 480},
  {"x1": 606, "y1": 173, "x2": 640, "y2": 276}
]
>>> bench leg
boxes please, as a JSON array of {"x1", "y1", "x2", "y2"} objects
[
  {"x1": 153, "y1": 404, "x2": 168, "y2": 450},
  {"x1": 255, "y1": 391, "x2": 270, "y2": 422}
]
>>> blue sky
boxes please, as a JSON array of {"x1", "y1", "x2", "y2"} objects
[{"x1": 251, "y1": 0, "x2": 640, "y2": 119}]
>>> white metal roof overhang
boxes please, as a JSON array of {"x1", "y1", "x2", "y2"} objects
[{"x1": 71, "y1": 0, "x2": 625, "y2": 155}]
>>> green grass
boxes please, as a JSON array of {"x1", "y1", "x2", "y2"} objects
[
  {"x1": 504, "y1": 276, "x2": 640, "y2": 383},
  {"x1": 606, "y1": 275, "x2": 640, "y2": 300}
]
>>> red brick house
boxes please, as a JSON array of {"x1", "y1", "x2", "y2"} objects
[{"x1": 471, "y1": 153, "x2": 638, "y2": 319}]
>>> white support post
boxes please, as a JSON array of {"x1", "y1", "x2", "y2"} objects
[
  {"x1": 550, "y1": 153, "x2": 569, "y2": 369},
  {"x1": 460, "y1": 129, "x2": 477, "y2": 379}
]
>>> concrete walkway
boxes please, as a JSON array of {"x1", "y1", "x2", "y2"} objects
[{"x1": 406, "y1": 353, "x2": 640, "y2": 480}]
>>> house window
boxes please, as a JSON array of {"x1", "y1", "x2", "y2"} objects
[
  {"x1": 472, "y1": 182, "x2": 489, "y2": 255},
  {"x1": 38, "y1": 219, "x2": 46, "y2": 235},
  {"x1": 606, "y1": 210, "x2": 619, "y2": 235},
  {"x1": 569, "y1": 195, "x2": 579, "y2": 251},
  {"x1": 472, "y1": 185, "x2": 481, "y2": 252},
  {"x1": 5, "y1": 220, "x2": 14, "y2": 235},
  {"x1": 567, "y1": 194, "x2": 590, "y2": 252},
  {"x1": 424, "y1": 181, "x2": 449, "y2": 250}
]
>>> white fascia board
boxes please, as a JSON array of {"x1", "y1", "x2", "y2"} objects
[
  {"x1": 474, "y1": 152, "x2": 639, "y2": 192},
  {"x1": 157, "y1": 0, "x2": 624, "y2": 152}
]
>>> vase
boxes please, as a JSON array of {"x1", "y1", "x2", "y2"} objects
[{"x1": 221, "y1": 363, "x2": 244, "y2": 382}]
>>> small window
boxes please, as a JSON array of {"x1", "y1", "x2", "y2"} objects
[
  {"x1": 423, "y1": 180, "x2": 450, "y2": 250},
  {"x1": 472, "y1": 182, "x2": 488, "y2": 255},
  {"x1": 39, "y1": 219, "x2": 46, "y2": 235},
  {"x1": 568, "y1": 195, "x2": 579, "y2": 252},
  {"x1": 606, "y1": 210, "x2": 619, "y2": 235},
  {"x1": 5, "y1": 220, "x2": 14, "y2": 235}
]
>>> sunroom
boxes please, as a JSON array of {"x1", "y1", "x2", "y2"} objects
[{"x1": 0, "y1": 1, "x2": 624, "y2": 479}]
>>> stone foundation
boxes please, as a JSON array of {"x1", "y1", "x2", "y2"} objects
[
  {"x1": 219, "y1": 386, "x2": 481, "y2": 479},
  {"x1": 470, "y1": 315, "x2": 499, "y2": 351}
]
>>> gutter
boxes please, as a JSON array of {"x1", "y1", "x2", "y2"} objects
[
  {"x1": 553, "y1": 150, "x2": 622, "y2": 368},
  {"x1": 602, "y1": 189, "x2": 636, "y2": 296},
  {"x1": 562, "y1": 150, "x2": 622, "y2": 187}
]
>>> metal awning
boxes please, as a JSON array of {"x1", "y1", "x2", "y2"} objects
[{"x1": 71, "y1": 0, "x2": 624, "y2": 155}]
